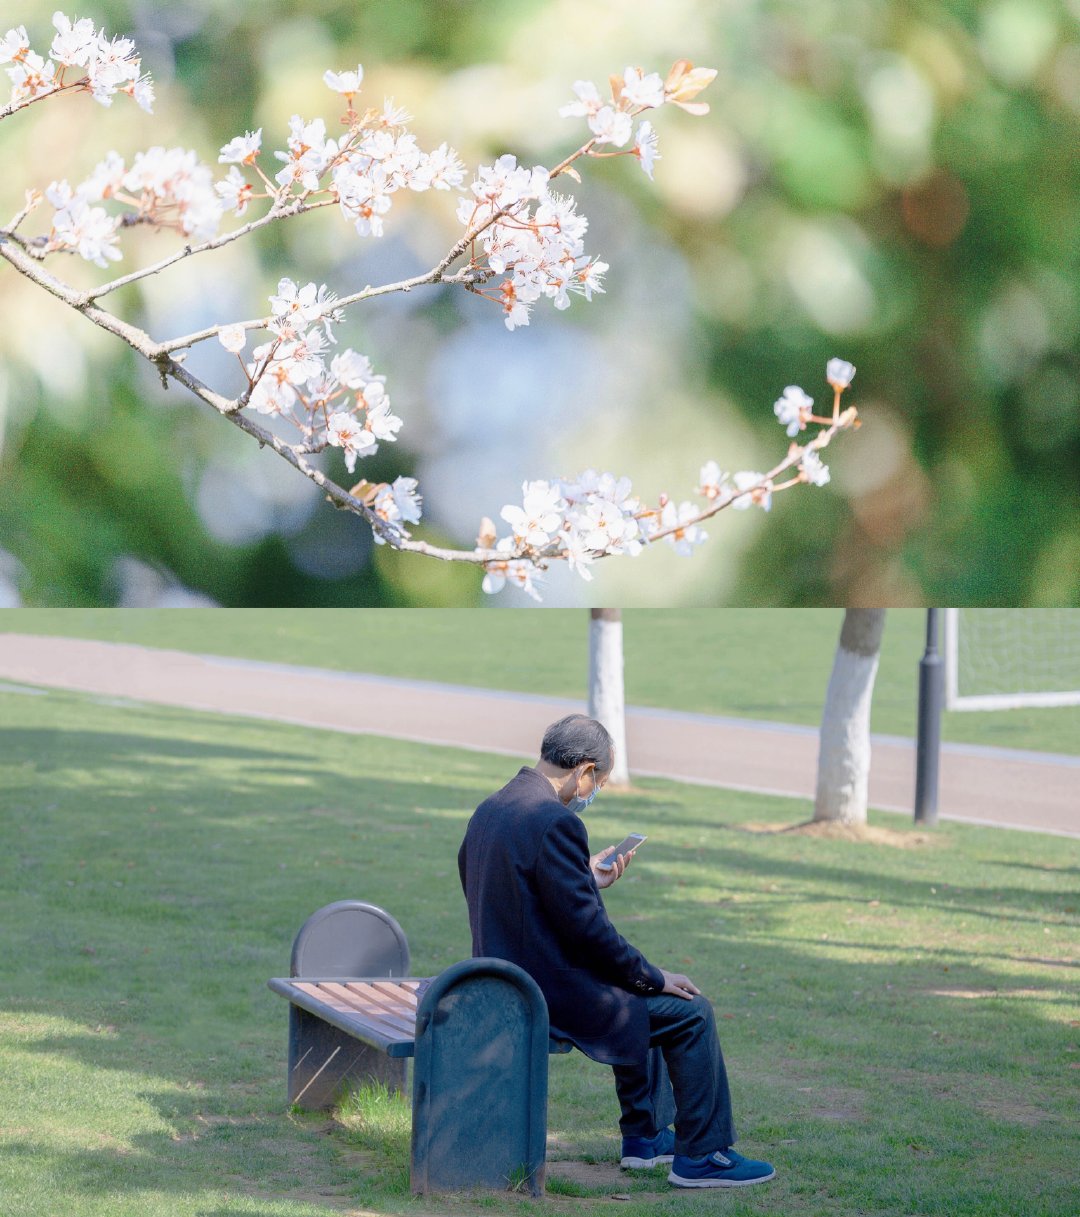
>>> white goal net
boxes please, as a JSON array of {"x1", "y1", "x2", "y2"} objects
[{"x1": 944, "y1": 608, "x2": 1080, "y2": 710}]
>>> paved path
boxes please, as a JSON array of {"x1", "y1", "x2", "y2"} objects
[{"x1": 1, "y1": 634, "x2": 1077, "y2": 838}]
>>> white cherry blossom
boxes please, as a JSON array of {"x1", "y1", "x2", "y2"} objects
[
  {"x1": 414, "y1": 142, "x2": 466, "y2": 191},
  {"x1": 559, "y1": 79, "x2": 603, "y2": 119},
  {"x1": 87, "y1": 34, "x2": 146, "y2": 109},
  {"x1": 331, "y1": 349, "x2": 383, "y2": 390},
  {"x1": 0, "y1": 26, "x2": 30, "y2": 65},
  {"x1": 482, "y1": 541, "x2": 544, "y2": 600},
  {"x1": 500, "y1": 480, "x2": 564, "y2": 547},
  {"x1": 572, "y1": 497, "x2": 638, "y2": 553},
  {"x1": 218, "y1": 129, "x2": 262, "y2": 165},
  {"x1": 123, "y1": 146, "x2": 222, "y2": 240},
  {"x1": 371, "y1": 476, "x2": 422, "y2": 543},
  {"x1": 826, "y1": 358, "x2": 856, "y2": 389},
  {"x1": 324, "y1": 65, "x2": 364, "y2": 95},
  {"x1": 130, "y1": 74, "x2": 153, "y2": 112},
  {"x1": 246, "y1": 373, "x2": 297, "y2": 417},
  {"x1": 698, "y1": 460, "x2": 729, "y2": 500},
  {"x1": 621, "y1": 66, "x2": 666, "y2": 109},
  {"x1": 218, "y1": 324, "x2": 246, "y2": 354},
  {"x1": 588, "y1": 105, "x2": 632, "y2": 146},
  {"x1": 327, "y1": 411, "x2": 376, "y2": 473},
  {"x1": 659, "y1": 500, "x2": 708, "y2": 555},
  {"x1": 50, "y1": 194, "x2": 121, "y2": 266},
  {"x1": 774, "y1": 385, "x2": 813, "y2": 437},
  {"x1": 560, "y1": 530, "x2": 597, "y2": 580},
  {"x1": 50, "y1": 13, "x2": 97, "y2": 66},
  {"x1": 801, "y1": 449, "x2": 831, "y2": 487},
  {"x1": 215, "y1": 166, "x2": 253, "y2": 216},
  {"x1": 274, "y1": 115, "x2": 336, "y2": 192},
  {"x1": 634, "y1": 121, "x2": 660, "y2": 179},
  {"x1": 77, "y1": 150, "x2": 125, "y2": 201},
  {"x1": 4, "y1": 15, "x2": 153, "y2": 113},
  {"x1": 731, "y1": 471, "x2": 773, "y2": 512},
  {"x1": 270, "y1": 278, "x2": 324, "y2": 326},
  {"x1": 7, "y1": 50, "x2": 58, "y2": 102},
  {"x1": 365, "y1": 397, "x2": 403, "y2": 443},
  {"x1": 378, "y1": 98, "x2": 413, "y2": 126}
]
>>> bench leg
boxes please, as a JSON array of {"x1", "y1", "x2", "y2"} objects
[{"x1": 287, "y1": 1004, "x2": 406, "y2": 1110}]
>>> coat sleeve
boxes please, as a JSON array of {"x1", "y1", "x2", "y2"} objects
[{"x1": 535, "y1": 811, "x2": 665, "y2": 996}]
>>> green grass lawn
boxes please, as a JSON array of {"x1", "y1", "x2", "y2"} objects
[
  {"x1": 4, "y1": 608, "x2": 1080, "y2": 755},
  {"x1": 1, "y1": 682, "x2": 1077, "y2": 1217}
]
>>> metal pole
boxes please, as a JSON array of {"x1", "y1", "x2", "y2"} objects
[{"x1": 914, "y1": 608, "x2": 944, "y2": 826}]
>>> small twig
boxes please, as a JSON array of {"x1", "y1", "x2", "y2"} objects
[
  {"x1": 645, "y1": 410, "x2": 856, "y2": 545},
  {"x1": 0, "y1": 79, "x2": 88, "y2": 122},
  {"x1": 81, "y1": 197, "x2": 338, "y2": 303}
]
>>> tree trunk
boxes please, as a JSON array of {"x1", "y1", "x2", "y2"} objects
[
  {"x1": 814, "y1": 609, "x2": 888, "y2": 824},
  {"x1": 588, "y1": 608, "x2": 630, "y2": 786}
]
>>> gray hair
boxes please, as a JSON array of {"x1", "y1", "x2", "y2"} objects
[{"x1": 539, "y1": 714, "x2": 614, "y2": 774}]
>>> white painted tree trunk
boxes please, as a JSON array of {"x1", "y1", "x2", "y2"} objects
[
  {"x1": 814, "y1": 609, "x2": 888, "y2": 824},
  {"x1": 588, "y1": 608, "x2": 630, "y2": 786}
]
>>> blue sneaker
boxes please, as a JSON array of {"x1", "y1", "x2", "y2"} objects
[
  {"x1": 668, "y1": 1147, "x2": 776, "y2": 1188},
  {"x1": 620, "y1": 1126, "x2": 675, "y2": 1168}
]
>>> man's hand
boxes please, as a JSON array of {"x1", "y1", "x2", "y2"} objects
[
  {"x1": 659, "y1": 969, "x2": 701, "y2": 1000},
  {"x1": 590, "y1": 845, "x2": 633, "y2": 889}
]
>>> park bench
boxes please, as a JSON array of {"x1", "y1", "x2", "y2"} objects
[{"x1": 268, "y1": 900, "x2": 570, "y2": 1196}]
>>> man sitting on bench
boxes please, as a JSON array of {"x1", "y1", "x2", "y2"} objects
[{"x1": 457, "y1": 713, "x2": 775, "y2": 1189}]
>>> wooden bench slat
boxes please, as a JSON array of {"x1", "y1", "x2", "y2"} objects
[
  {"x1": 320, "y1": 982, "x2": 417, "y2": 1036},
  {"x1": 268, "y1": 978, "x2": 415, "y2": 1057},
  {"x1": 317, "y1": 981, "x2": 415, "y2": 1028},
  {"x1": 373, "y1": 980, "x2": 418, "y2": 1007},
  {"x1": 292, "y1": 981, "x2": 413, "y2": 1040},
  {"x1": 345, "y1": 980, "x2": 418, "y2": 1021}
]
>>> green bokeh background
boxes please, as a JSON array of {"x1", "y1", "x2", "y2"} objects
[{"x1": 2, "y1": 0, "x2": 1079, "y2": 606}]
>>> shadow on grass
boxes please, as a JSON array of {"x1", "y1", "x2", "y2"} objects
[
  {"x1": 0, "y1": 1108, "x2": 360, "y2": 1211},
  {"x1": 1, "y1": 726, "x2": 313, "y2": 769}
]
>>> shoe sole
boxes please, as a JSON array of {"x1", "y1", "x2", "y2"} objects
[
  {"x1": 668, "y1": 1167, "x2": 777, "y2": 1188},
  {"x1": 620, "y1": 1154, "x2": 675, "y2": 1169}
]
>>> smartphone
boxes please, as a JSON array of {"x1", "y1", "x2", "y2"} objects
[{"x1": 596, "y1": 833, "x2": 647, "y2": 869}]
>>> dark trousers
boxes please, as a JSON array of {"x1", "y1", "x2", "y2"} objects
[{"x1": 611, "y1": 993, "x2": 736, "y2": 1158}]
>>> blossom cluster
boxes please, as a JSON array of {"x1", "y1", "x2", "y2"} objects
[
  {"x1": 456, "y1": 60, "x2": 717, "y2": 332},
  {"x1": 218, "y1": 277, "x2": 420, "y2": 541},
  {"x1": 458, "y1": 156, "x2": 608, "y2": 330},
  {"x1": 1, "y1": 11, "x2": 153, "y2": 112},
  {"x1": 559, "y1": 60, "x2": 717, "y2": 180},
  {"x1": 481, "y1": 471, "x2": 643, "y2": 597},
  {"x1": 44, "y1": 145, "x2": 222, "y2": 265},
  {"x1": 216, "y1": 74, "x2": 466, "y2": 239},
  {"x1": 36, "y1": 99, "x2": 467, "y2": 267},
  {"x1": 480, "y1": 359, "x2": 854, "y2": 599}
]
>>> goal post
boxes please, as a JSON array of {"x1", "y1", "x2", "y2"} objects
[{"x1": 943, "y1": 608, "x2": 1080, "y2": 711}]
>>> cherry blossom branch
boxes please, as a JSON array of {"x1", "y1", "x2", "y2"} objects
[
  {"x1": 0, "y1": 223, "x2": 515, "y2": 560},
  {"x1": 157, "y1": 134, "x2": 600, "y2": 355},
  {"x1": 0, "y1": 80, "x2": 81, "y2": 121},
  {"x1": 2, "y1": 19, "x2": 861, "y2": 600},
  {"x1": 646, "y1": 410, "x2": 857, "y2": 544},
  {"x1": 159, "y1": 267, "x2": 492, "y2": 355},
  {"x1": 3, "y1": 218, "x2": 860, "y2": 586}
]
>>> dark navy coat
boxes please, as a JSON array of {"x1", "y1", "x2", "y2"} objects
[{"x1": 458, "y1": 765, "x2": 665, "y2": 1066}]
